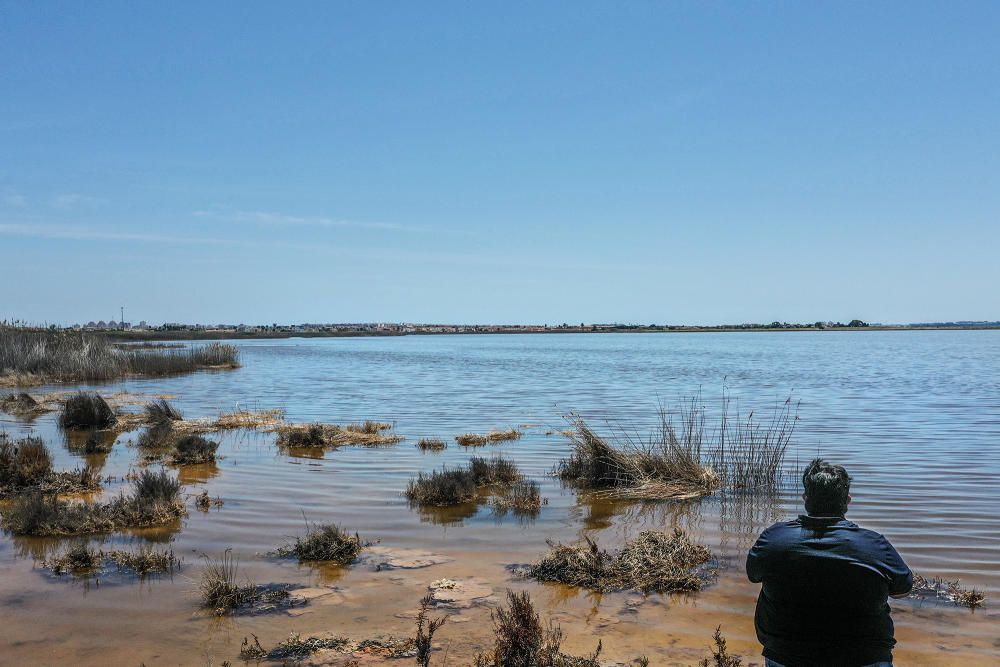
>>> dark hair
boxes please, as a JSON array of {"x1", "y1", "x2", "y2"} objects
[{"x1": 802, "y1": 458, "x2": 851, "y2": 516}]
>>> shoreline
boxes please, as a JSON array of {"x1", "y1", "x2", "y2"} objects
[{"x1": 102, "y1": 325, "x2": 1000, "y2": 342}]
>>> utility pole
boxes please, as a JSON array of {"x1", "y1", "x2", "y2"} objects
[{"x1": 121, "y1": 306, "x2": 125, "y2": 330}]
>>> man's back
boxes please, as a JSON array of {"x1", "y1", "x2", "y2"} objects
[{"x1": 747, "y1": 515, "x2": 913, "y2": 667}]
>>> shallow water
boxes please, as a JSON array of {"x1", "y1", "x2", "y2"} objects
[{"x1": 2, "y1": 332, "x2": 999, "y2": 665}]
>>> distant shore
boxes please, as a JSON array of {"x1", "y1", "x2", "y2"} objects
[{"x1": 102, "y1": 324, "x2": 1000, "y2": 342}]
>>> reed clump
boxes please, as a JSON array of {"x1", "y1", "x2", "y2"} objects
[
  {"x1": 0, "y1": 469, "x2": 184, "y2": 536},
  {"x1": 406, "y1": 457, "x2": 523, "y2": 507},
  {"x1": 474, "y1": 590, "x2": 602, "y2": 667},
  {"x1": 199, "y1": 549, "x2": 259, "y2": 615},
  {"x1": 560, "y1": 393, "x2": 796, "y2": 500},
  {"x1": 417, "y1": 437, "x2": 448, "y2": 452},
  {"x1": 0, "y1": 434, "x2": 101, "y2": 497},
  {"x1": 528, "y1": 529, "x2": 714, "y2": 594},
  {"x1": 275, "y1": 422, "x2": 402, "y2": 448},
  {"x1": 60, "y1": 392, "x2": 117, "y2": 430},
  {"x1": 0, "y1": 328, "x2": 239, "y2": 386},
  {"x1": 145, "y1": 398, "x2": 183, "y2": 425},
  {"x1": 277, "y1": 523, "x2": 369, "y2": 564},
  {"x1": 456, "y1": 428, "x2": 522, "y2": 447}
]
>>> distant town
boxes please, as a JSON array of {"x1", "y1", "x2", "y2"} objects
[{"x1": 3, "y1": 318, "x2": 999, "y2": 339}]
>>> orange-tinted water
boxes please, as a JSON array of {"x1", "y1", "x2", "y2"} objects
[{"x1": 2, "y1": 333, "x2": 999, "y2": 665}]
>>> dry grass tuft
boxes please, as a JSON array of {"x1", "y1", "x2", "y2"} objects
[
  {"x1": 277, "y1": 522, "x2": 369, "y2": 564},
  {"x1": 456, "y1": 428, "x2": 522, "y2": 447},
  {"x1": 46, "y1": 543, "x2": 180, "y2": 577},
  {"x1": 275, "y1": 421, "x2": 402, "y2": 448},
  {"x1": 145, "y1": 398, "x2": 183, "y2": 425},
  {"x1": 212, "y1": 407, "x2": 284, "y2": 431},
  {"x1": 42, "y1": 541, "x2": 101, "y2": 575},
  {"x1": 199, "y1": 549, "x2": 259, "y2": 615},
  {"x1": 528, "y1": 529, "x2": 714, "y2": 594},
  {"x1": 417, "y1": 437, "x2": 448, "y2": 452}
]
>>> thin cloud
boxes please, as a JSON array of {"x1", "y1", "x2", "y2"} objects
[
  {"x1": 0, "y1": 223, "x2": 240, "y2": 246},
  {"x1": 3, "y1": 193, "x2": 27, "y2": 208},
  {"x1": 51, "y1": 193, "x2": 100, "y2": 209},
  {"x1": 193, "y1": 208, "x2": 424, "y2": 232}
]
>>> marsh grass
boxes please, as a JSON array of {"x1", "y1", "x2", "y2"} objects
[
  {"x1": 1, "y1": 469, "x2": 184, "y2": 536},
  {"x1": 0, "y1": 434, "x2": 101, "y2": 497},
  {"x1": 475, "y1": 590, "x2": 601, "y2": 667},
  {"x1": 0, "y1": 328, "x2": 239, "y2": 386},
  {"x1": 491, "y1": 480, "x2": 545, "y2": 518},
  {"x1": 277, "y1": 522, "x2": 369, "y2": 564},
  {"x1": 415, "y1": 593, "x2": 447, "y2": 667},
  {"x1": 261, "y1": 634, "x2": 351, "y2": 660},
  {"x1": 199, "y1": 549, "x2": 258, "y2": 615},
  {"x1": 60, "y1": 392, "x2": 117, "y2": 430},
  {"x1": 528, "y1": 529, "x2": 714, "y2": 594},
  {"x1": 406, "y1": 457, "x2": 523, "y2": 507},
  {"x1": 170, "y1": 435, "x2": 219, "y2": 464},
  {"x1": 417, "y1": 437, "x2": 448, "y2": 452},
  {"x1": 275, "y1": 421, "x2": 402, "y2": 448},
  {"x1": 44, "y1": 543, "x2": 179, "y2": 577},
  {"x1": 456, "y1": 428, "x2": 522, "y2": 447}
]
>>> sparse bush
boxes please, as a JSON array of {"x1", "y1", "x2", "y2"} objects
[
  {"x1": 698, "y1": 626, "x2": 742, "y2": 667},
  {"x1": 60, "y1": 392, "x2": 116, "y2": 430},
  {"x1": 171, "y1": 435, "x2": 219, "y2": 464},
  {"x1": 415, "y1": 593, "x2": 447, "y2": 667},
  {"x1": 132, "y1": 468, "x2": 182, "y2": 505},
  {"x1": 277, "y1": 523, "x2": 367, "y2": 564},
  {"x1": 476, "y1": 590, "x2": 601, "y2": 667}
]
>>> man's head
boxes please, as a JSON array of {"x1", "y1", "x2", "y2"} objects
[{"x1": 802, "y1": 458, "x2": 851, "y2": 516}]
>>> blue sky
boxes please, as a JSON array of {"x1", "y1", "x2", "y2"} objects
[{"x1": 2, "y1": 2, "x2": 998, "y2": 326}]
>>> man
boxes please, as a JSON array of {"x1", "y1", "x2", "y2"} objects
[{"x1": 746, "y1": 458, "x2": 913, "y2": 667}]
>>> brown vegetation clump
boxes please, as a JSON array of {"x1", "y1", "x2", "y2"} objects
[
  {"x1": 42, "y1": 541, "x2": 101, "y2": 575},
  {"x1": 910, "y1": 574, "x2": 986, "y2": 609},
  {"x1": 276, "y1": 522, "x2": 369, "y2": 564},
  {"x1": 144, "y1": 398, "x2": 183, "y2": 425},
  {"x1": 0, "y1": 392, "x2": 45, "y2": 416},
  {"x1": 417, "y1": 437, "x2": 448, "y2": 452},
  {"x1": 456, "y1": 428, "x2": 522, "y2": 447},
  {"x1": 491, "y1": 480, "x2": 546, "y2": 518},
  {"x1": 475, "y1": 590, "x2": 601, "y2": 667},
  {"x1": 406, "y1": 457, "x2": 524, "y2": 507},
  {"x1": 0, "y1": 469, "x2": 184, "y2": 536},
  {"x1": 60, "y1": 392, "x2": 117, "y2": 430},
  {"x1": 275, "y1": 422, "x2": 402, "y2": 448},
  {"x1": 212, "y1": 407, "x2": 284, "y2": 431},
  {"x1": 528, "y1": 529, "x2": 714, "y2": 594},
  {"x1": 0, "y1": 434, "x2": 101, "y2": 497},
  {"x1": 198, "y1": 549, "x2": 259, "y2": 615},
  {"x1": 170, "y1": 434, "x2": 219, "y2": 464}
]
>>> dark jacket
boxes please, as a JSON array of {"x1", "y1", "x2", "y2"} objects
[{"x1": 746, "y1": 515, "x2": 913, "y2": 667}]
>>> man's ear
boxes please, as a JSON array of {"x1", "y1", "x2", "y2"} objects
[{"x1": 847, "y1": 495, "x2": 852, "y2": 506}]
